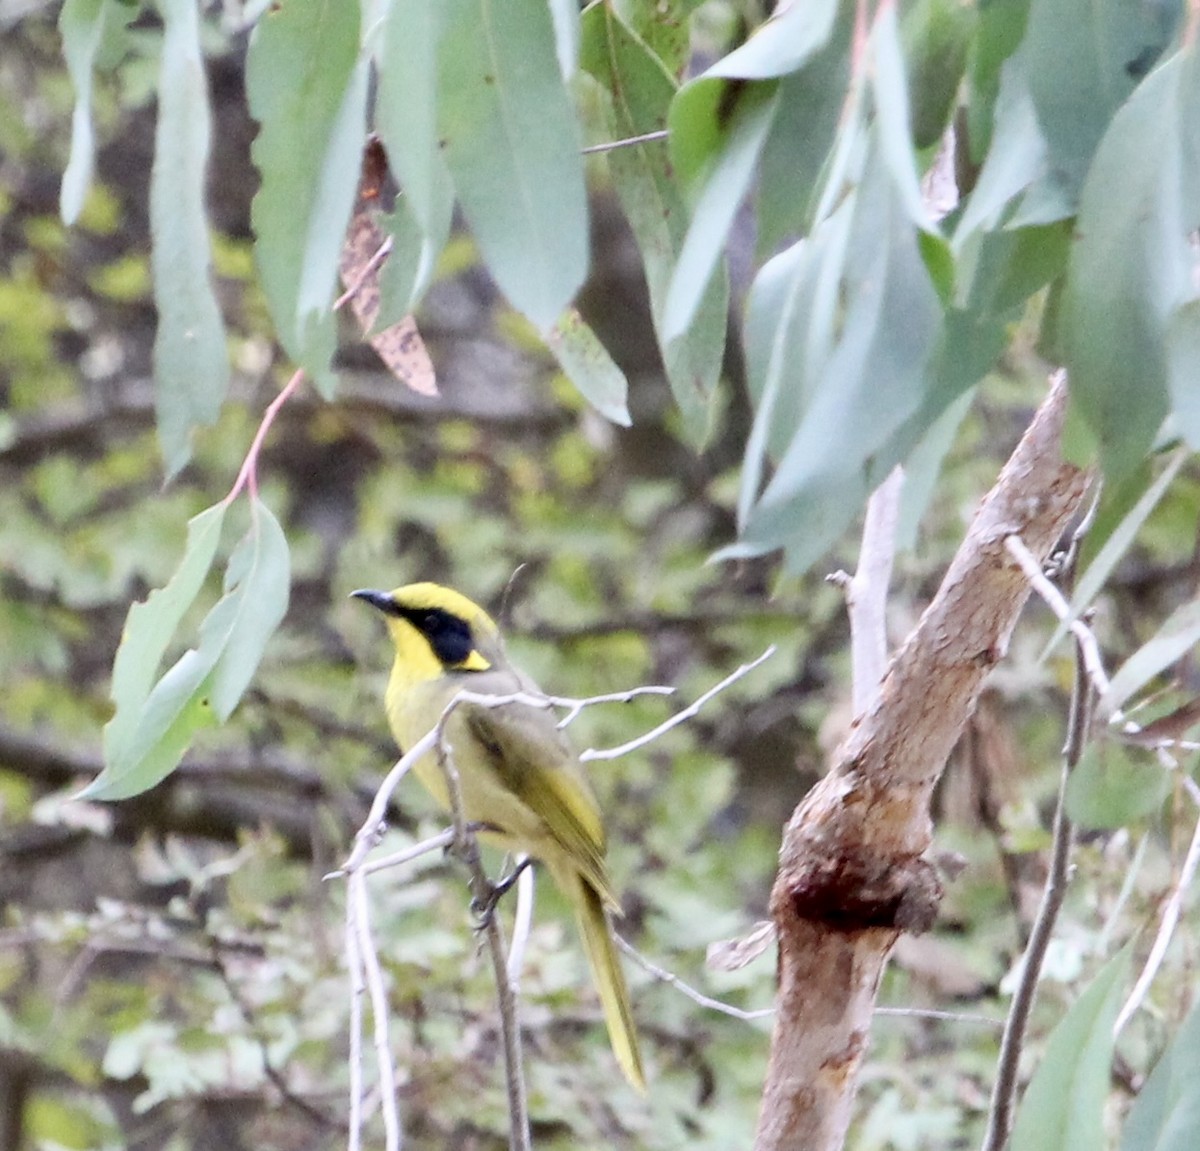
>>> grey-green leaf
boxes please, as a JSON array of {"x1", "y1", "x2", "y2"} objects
[
  {"x1": 247, "y1": 0, "x2": 363, "y2": 396},
  {"x1": 1062, "y1": 57, "x2": 1194, "y2": 483},
  {"x1": 103, "y1": 502, "x2": 227, "y2": 772},
  {"x1": 546, "y1": 309, "x2": 631, "y2": 426},
  {"x1": 580, "y1": 6, "x2": 726, "y2": 444},
  {"x1": 663, "y1": 85, "x2": 777, "y2": 341},
  {"x1": 152, "y1": 0, "x2": 230, "y2": 478},
  {"x1": 1065, "y1": 742, "x2": 1172, "y2": 830},
  {"x1": 1121, "y1": 999, "x2": 1200, "y2": 1151},
  {"x1": 437, "y1": 0, "x2": 588, "y2": 333},
  {"x1": 209, "y1": 499, "x2": 290, "y2": 720},
  {"x1": 1101, "y1": 598, "x2": 1200, "y2": 720},
  {"x1": 59, "y1": 0, "x2": 106, "y2": 225},
  {"x1": 1009, "y1": 948, "x2": 1131, "y2": 1151}
]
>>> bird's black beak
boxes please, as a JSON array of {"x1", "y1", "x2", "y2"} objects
[{"x1": 350, "y1": 589, "x2": 396, "y2": 615}]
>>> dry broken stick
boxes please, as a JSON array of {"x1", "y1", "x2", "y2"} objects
[{"x1": 754, "y1": 373, "x2": 1092, "y2": 1151}]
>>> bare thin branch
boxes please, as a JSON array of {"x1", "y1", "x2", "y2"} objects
[
  {"x1": 982, "y1": 596, "x2": 1094, "y2": 1151},
  {"x1": 581, "y1": 129, "x2": 669, "y2": 155},
  {"x1": 1004, "y1": 534, "x2": 1113, "y2": 701},
  {"x1": 1114, "y1": 777, "x2": 1200, "y2": 1035},
  {"x1": 582, "y1": 646, "x2": 776, "y2": 762},
  {"x1": 433, "y1": 706, "x2": 531, "y2": 1151}
]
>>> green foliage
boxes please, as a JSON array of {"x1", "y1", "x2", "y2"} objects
[
  {"x1": 11, "y1": 0, "x2": 1200, "y2": 1147},
  {"x1": 1009, "y1": 948, "x2": 1131, "y2": 1151},
  {"x1": 437, "y1": 0, "x2": 588, "y2": 334},
  {"x1": 1121, "y1": 998, "x2": 1200, "y2": 1151},
  {"x1": 246, "y1": 0, "x2": 364, "y2": 399},
  {"x1": 150, "y1": 0, "x2": 228, "y2": 477}
]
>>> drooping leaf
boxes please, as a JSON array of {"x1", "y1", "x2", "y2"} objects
[
  {"x1": 662, "y1": 85, "x2": 777, "y2": 341},
  {"x1": 1065, "y1": 742, "x2": 1172, "y2": 830},
  {"x1": 1166, "y1": 298, "x2": 1200, "y2": 447},
  {"x1": 546, "y1": 0, "x2": 580, "y2": 80},
  {"x1": 96, "y1": 504, "x2": 226, "y2": 801},
  {"x1": 580, "y1": 6, "x2": 727, "y2": 443},
  {"x1": 208, "y1": 499, "x2": 290, "y2": 719},
  {"x1": 705, "y1": 0, "x2": 838, "y2": 80},
  {"x1": 247, "y1": 0, "x2": 364, "y2": 397},
  {"x1": 1024, "y1": 0, "x2": 1177, "y2": 194},
  {"x1": 1009, "y1": 948, "x2": 1131, "y2": 1151},
  {"x1": 374, "y1": 0, "x2": 454, "y2": 306},
  {"x1": 955, "y1": 49, "x2": 1048, "y2": 244},
  {"x1": 902, "y1": 0, "x2": 977, "y2": 150},
  {"x1": 1101, "y1": 598, "x2": 1200, "y2": 720},
  {"x1": 963, "y1": 0, "x2": 1031, "y2": 162},
  {"x1": 546, "y1": 309, "x2": 631, "y2": 426},
  {"x1": 1121, "y1": 998, "x2": 1200, "y2": 1151},
  {"x1": 1062, "y1": 56, "x2": 1197, "y2": 483},
  {"x1": 339, "y1": 148, "x2": 438, "y2": 396},
  {"x1": 59, "y1": 0, "x2": 106, "y2": 225},
  {"x1": 151, "y1": 0, "x2": 230, "y2": 478},
  {"x1": 739, "y1": 132, "x2": 943, "y2": 572},
  {"x1": 87, "y1": 500, "x2": 289, "y2": 801},
  {"x1": 437, "y1": 0, "x2": 588, "y2": 333},
  {"x1": 755, "y1": 7, "x2": 851, "y2": 254},
  {"x1": 102, "y1": 502, "x2": 227, "y2": 774},
  {"x1": 737, "y1": 203, "x2": 854, "y2": 529}
]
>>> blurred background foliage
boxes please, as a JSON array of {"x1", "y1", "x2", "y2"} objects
[{"x1": 2, "y1": 1, "x2": 1200, "y2": 1149}]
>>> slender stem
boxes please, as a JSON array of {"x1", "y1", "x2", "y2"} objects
[
  {"x1": 224, "y1": 367, "x2": 305, "y2": 504},
  {"x1": 981, "y1": 631, "x2": 1093, "y2": 1151},
  {"x1": 435, "y1": 716, "x2": 531, "y2": 1151},
  {"x1": 581, "y1": 129, "x2": 669, "y2": 155}
]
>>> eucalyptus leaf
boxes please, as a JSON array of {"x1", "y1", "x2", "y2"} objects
[
  {"x1": 151, "y1": 0, "x2": 229, "y2": 478},
  {"x1": 1065, "y1": 742, "x2": 1171, "y2": 830},
  {"x1": 103, "y1": 502, "x2": 226, "y2": 773},
  {"x1": 1101, "y1": 598, "x2": 1200, "y2": 720},
  {"x1": 247, "y1": 0, "x2": 362, "y2": 396},
  {"x1": 437, "y1": 0, "x2": 587, "y2": 333},
  {"x1": 546, "y1": 309, "x2": 631, "y2": 427},
  {"x1": 1009, "y1": 948, "x2": 1131, "y2": 1151},
  {"x1": 1121, "y1": 999, "x2": 1200, "y2": 1151},
  {"x1": 58, "y1": 0, "x2": 106, "y2": 225},
  {"x1": 1063, "y1": 57, "x2": 1195, "y2": 483}
]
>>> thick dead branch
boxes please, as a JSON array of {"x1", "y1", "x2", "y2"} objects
[{"x1": 754, "y1": 375, "x2": 1091, "y2": 1151}]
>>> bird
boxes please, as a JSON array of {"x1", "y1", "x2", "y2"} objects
[{"x1": 352, "y1": 582, "x2": 646, "y2": 1092}]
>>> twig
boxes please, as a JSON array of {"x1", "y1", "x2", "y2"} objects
[
  {"x1": 224, "y1": 367, "x2": 306, "y2": 503},
  {"x1": 346, "y1": 893, "x2": 366, "y2": 1151},
  {"x1": 582, "y1": 646, "x2": 776, "y2": 762},
  {"x1": 581, "y1": 129, "x2": 669, "y2": 154},
  {"x1": 433, "y1": 703, "x2": 531, "y2": 1151},
  {"x1": 555, "y1": 685, "x2": 675, "y2": 729},
  {"x1": 1114, "y1": 776, "x2": 1200, "y2": 1035},
  {"x1": 1004, "y1": 535, "x2": 1113, "y2": 701},
  {"x1": 334, "y1": 236, "x2": 394, "y2": 311},
  {"x1": 349, "y1": 869, "x2": 402, "y2": 1151},
  {"x1": 618, "y1": 935, "x2": 1004, "y2": 1028},
  {"x1": 355, "y1": 829, "x2": 456, "y2": 878},
  {"x1": 981, "y1": 627, "x2": 1093, "y2": 1151},
  {"x1": 209, "y1": 938, "x2": 338, "y2": 1128}
]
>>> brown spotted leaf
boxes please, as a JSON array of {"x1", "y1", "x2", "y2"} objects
[{"x1": 338, "y1": 141, "x2": 437, "y2": 397}]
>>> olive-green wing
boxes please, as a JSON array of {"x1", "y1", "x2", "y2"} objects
[{"x1": 463, "y1": 699, "x2": 619, "y2": 908}]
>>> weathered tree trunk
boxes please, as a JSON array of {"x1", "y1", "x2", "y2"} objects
[{"x1": 754, "y1": 376, "x2": 1091, "y2": 1150}]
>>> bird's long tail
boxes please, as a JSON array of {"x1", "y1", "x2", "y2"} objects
[{"x1": 572, "y1": 876, "x2": 646, "y2": 1093}]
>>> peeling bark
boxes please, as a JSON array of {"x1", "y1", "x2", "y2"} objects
[{"x1": 754, "y1": 376, "x2": 1092, "y2": 1151}]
